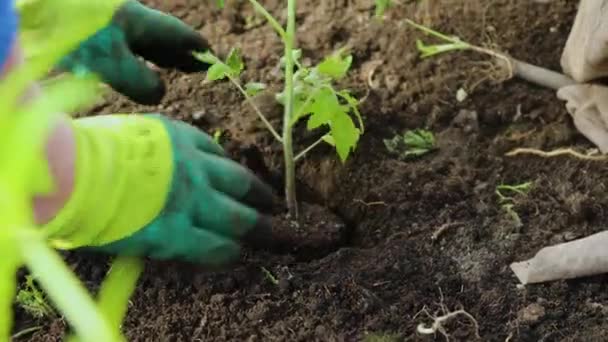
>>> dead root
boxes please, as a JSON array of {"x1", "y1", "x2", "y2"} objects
[
  {"x1": 505, "y1": 147, "x2": 608, "y2": 161},
  {"x1": 431, "y1": 221, "x2": 465, "y2": 242},
  {"x1": 415, "y1": 292, "x2": 481, "y2": 341}
]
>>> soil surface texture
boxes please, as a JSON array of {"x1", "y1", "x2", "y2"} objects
[{"x1": 15, "y1": 0, "x2": 608, "y2": 341}]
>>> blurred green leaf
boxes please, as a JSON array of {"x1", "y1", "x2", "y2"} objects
[
  {"x1": 317, "y1": 50, "x2": 352, "y2": 80},
  {"x1": 245, "y1": 82, "x2": 266, "y2": 96}
]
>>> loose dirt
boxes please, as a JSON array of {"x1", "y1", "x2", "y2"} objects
[{"x1": 16, "y1": 0, "x2": 608, "y2": 341}]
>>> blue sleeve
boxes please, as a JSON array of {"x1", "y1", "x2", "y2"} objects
[{"x1": 0, "y1": 0, "x2": 18, "y2": 69}]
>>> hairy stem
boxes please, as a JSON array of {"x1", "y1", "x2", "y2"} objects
[
  {"x1": 227, "y1": 76, "x2": 283, "y2": 142},
  {"x1": 283, "y1": 0, "x2": 298, "y2": 219},
  {"x1": 247, "y1": 0, "x2": 287, "y2": 40}
]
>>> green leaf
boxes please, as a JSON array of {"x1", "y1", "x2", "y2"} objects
[
  {"x1": 330, "y1": 111, "x2": 360, "y2": 162},
  {"x1": 206, "y1": 63, "x2": 232, "y2": 81},
  {"x1": 322, "y1": 134, "x2": 335, "y2": 146},
  {"x1": 226, "y1": 48, "x2": 244, "y2": 77},
  {"x1": 317, "y1": 50, "x2": 353, "y2": 80},
  {"x1": 193, "y1": 51, "x2": 220, "y2": 65},
  {"x1": 403, "y1": 129, "x2": 435, "y2": 149},
  {"x1": 245, "y1": 82, "x2": 267, "y2": 97},
  {"x1": 306, "y1": 88, "x2": 344, "y2": 130},
  {"x1": 17, "y1": 0, "x2": 124, "y2": 71},
  {"x1": 337, "y1": 90, "x2": 364, "y2": 133},
  {"x1": 375, "y1": 0, "x2": 392, "y2": 17},
  {"x1": 193, "y1": 50, "x2": 242, "y2": 81},
  {"x1": 416, "y1": 39, "x2": 469, "y2": 58},
  {"x1": 384, "y1": 129, "x2": 436, "y2": 160},
  {"x1": 216, "y1": 0, "x2": 225, "y2": 8}
]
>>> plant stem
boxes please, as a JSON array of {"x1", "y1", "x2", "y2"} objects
[
  {"x1": 294, "y1": 135, "x2": 326, "y2": 162},
  {"x1": 283, "y1": 0, "x2": 298, "y2": 219},
  {"x1": 247, "y1": 0, "x2": 287, "y2": 40},
  {"x1": 11, "y1": 326, "x2": 43, "y2": 340},
  {"x1": 20, "y1": 233, "x2": 123, "y2": 342},
  {"x1": 227, "y1": 76, "x2": 283, "y2": 142}
]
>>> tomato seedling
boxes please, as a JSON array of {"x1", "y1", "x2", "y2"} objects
[{"x1": 196, "y1": 1, "x2": 364, "y2": 219}]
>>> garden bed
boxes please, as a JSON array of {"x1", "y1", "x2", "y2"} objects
[{"x1": 17, "y1": 0, "x2": 608, "y2": 340}]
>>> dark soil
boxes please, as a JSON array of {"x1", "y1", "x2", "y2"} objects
[{"x1": 14, "y1": 0, "x2": 608, "y2": 341}]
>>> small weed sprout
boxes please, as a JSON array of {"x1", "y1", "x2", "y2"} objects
[
  {"x1": 496, "y1": 182, "x2": 532, "y2": 227},
  {"x1": 405, "y1": 19, "x2": 512, "y2": 76},
  {"x1": 15, "y1": 276, "x2": 57, "y2": 320},
  {"x1": 383, "y1": 129, "x2": 436, "y2": 160},
  {"x1": 374, "y1": 0, "x2": 393, "y2": 18},
  {"x1": 260, "y1": 267, "x2": 279, "y2": 286},
  {"x1": 196, "y1": 1, "x2": 364, "y2": 219}
]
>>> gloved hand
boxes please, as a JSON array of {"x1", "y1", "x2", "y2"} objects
[
  {"x1": 43, "y1": 114, "x2": 274, "y2": 265},
  {"x1": 560, "y1": 0, "x2": 608, "y2": 82},
  {"x1": 556, "y1": 0, "x2": 608, "y2": 153},
  {"x1": 557, "y1": 84, "x2": 608, "y2": 153},
  {"x1": 57, "y1": 0, "x2": 211, "y2": 105}
]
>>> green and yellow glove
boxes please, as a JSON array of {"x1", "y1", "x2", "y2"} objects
[
  {"x1": 56, "y1": 0, "x2": 211, "y2": 105},
  {"x1": 43, "y1": 114, "x2": 274, "y2": 265}
]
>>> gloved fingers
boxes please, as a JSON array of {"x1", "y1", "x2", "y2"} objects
[
  {"x1": 157, "y1": 226, "x2": 241, "y2": 266},
  {"x1": 172, "y1": 120, "x2": 226, "y2": 156},
  {"x1": 557, "y1": 84, "x2": 589, "y2": 115},
  {"x1": 560, "y1": 0, "x2": 608, "y2": 82},
  {"x1": 198, "y1": 152, "x2": 274, "y2": 213},
  {"x1": 58, "y1": 26, "x2": 166, "y2": 105},
  {"x1": 557, "y1": 84, "x2": 608, "y2": 153},
  {"x1": 87, "y1": 221, "x2": 241, "y2": 266},
  {"x1": 116, "y1": 0, "x2": 212, "y2": 72},
  {"x1": 193, "y1": 189, "x2": 273, "y2": 245}
]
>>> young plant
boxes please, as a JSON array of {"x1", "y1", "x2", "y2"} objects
[
  {"x1": 197, "y1": 1, "x2": 364, "y2": 219},
  {"x1": 383, "y1": 129, "x2": 436, "y2": 160},
  {"x1": 405, "y1": 19, "x2": 577, "y2": 91},
  {"x1": 496, "y1": 182, "x2": 532, "y2": 227},
  {"x1": 15, "y1": 276, "x2": 57, "y2": 320},
  {"x1": 260, "y1": 266, "x2": 279, "y2": 286}
]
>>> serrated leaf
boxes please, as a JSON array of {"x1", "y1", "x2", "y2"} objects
[
  {"x1": 226, "y1": 48, "x2": 244, "y2": 77},
  {"x1": 245, "y1": 82, "x2": 266, "y2": 97},
  {"x1": 206, "y1": 63, "x2": 231, "y2": 81},
  {"x1": 317, "y1": 51, "x2": 353, "y2": 80},
  {"x1": 306, "y1": 88, "x2": 344, "y2": 130},
  {"x1": 330, "y1": 111, "x2": 360, "y2": 162},
  {"x1": 337, "y1": 90, "x2": 364, "y2": 133}
]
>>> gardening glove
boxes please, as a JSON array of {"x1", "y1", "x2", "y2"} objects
[
  {"x1": 557, "y1": 84, "x2": 608, "y2": 153},
  {"x1": 42, "y1": 114, "x2": 274, "y2": 265},
  {"x1": 560, "y1": 0, "x2": 608, "y2": 82},
  {"x1": 57, "y1": 0, "x2": 212, "y2": 105}
]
